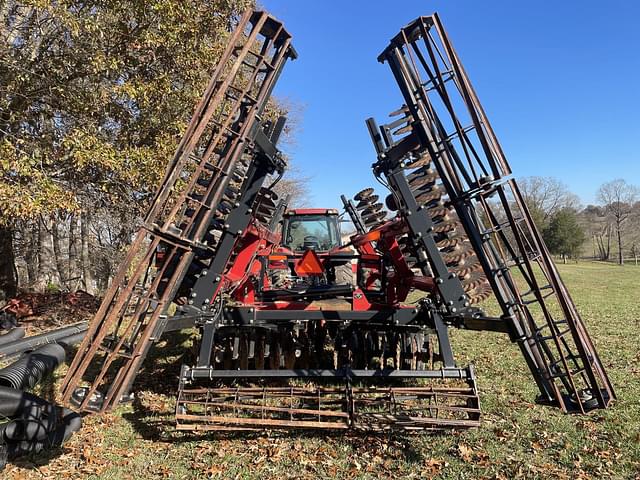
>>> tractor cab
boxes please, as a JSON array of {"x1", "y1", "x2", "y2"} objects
[
  {"x1": 279, "y1": 208, "x2": 354, "y2": 288},
  {"x1": 282, "y1": 208, "x2": 342, "y2": 252}
]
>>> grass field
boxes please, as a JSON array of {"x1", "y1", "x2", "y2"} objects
[{"x1": 5, "y1": 262, "x2": 640, "y2": 479}]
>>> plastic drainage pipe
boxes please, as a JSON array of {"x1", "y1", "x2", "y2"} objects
[
  {"x1": 3, "y1": 416, "x2": 55, "y2": 442},
  {"x1": 56, "y1": 331, "x2": 87, "y2": 349},
  {"x1": 0, "y1": 387, "x2": 82, "y2": 459},
  {"x1": 5, "y1": 410, "x2": 82, "y2": 458},
  {"x1": 0, "y1": 343, "x2": 66, "y2": 390},
  {"x1": 0, "y1": 386, "x2": 49, "y2": 417},
  {"x1": 0, "y1": 322, "x2": 87, "y2": 358},
  {"x1": 0, "y1": 328, "x2": 25, "y2": 346}
]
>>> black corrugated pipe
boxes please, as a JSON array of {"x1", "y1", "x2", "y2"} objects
[
  {"x1": 56, "y1": 331, "x2": 87, "y2": 350},
  {"x1": 2, "y1": 408, "x2": 82, "y2": 459},
  {"x1": 0, "y1": 344, "x2": 66, "y2": 390},
  {"x1": 0, "y1": 385, "x2": 50, "y2": 416},
  {"x1": 0, "y1": 328, "x2": 25, "y2": 345},
  {"x1": 5, "y1": 409, "x2": 82, "y2": 458},
  {"x1": 0, "y1": 386, "x2": 82, "y2": 463},
  {"x1": 0, "y1": 322, "x2": 87, "y2": 358}
]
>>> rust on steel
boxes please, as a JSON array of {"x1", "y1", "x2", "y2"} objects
[
  {"x1": 60, "y1": 9, "x2": 296, "y2": 412},
  {"x1": 175, "y1": 384, "x2": 481, "y2": 431},
  {"x1": 377, "y1": 13, "x2": 614, "y2": 412}
]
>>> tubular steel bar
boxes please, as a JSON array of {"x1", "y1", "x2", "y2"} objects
[
  {"x1": 60, "y1": 9, "x2": 296, "y2": 413},
  {"x1": 182, "y1": 367, "x2": 472, "y2": 379},
  {"x1": 373, "y1": 13, "x2": 614, "y2": 412}
]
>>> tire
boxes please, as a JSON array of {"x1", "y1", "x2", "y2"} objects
[{"x1": 334, "y1": 262, "x2": 355, "y2": 286}]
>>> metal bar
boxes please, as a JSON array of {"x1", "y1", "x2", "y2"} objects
[
  {"x1": 374, "y1": 13, "x2": 614, "y2": 412},
  {"x1": 183, "y1": 367, "x2": 471, "y2": 379}
]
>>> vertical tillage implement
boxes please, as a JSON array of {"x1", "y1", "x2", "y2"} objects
[{"x1": 61, "y1": 10, "x2": 613, "y2": 433}]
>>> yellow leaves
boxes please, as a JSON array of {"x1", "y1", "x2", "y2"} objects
[
  {"x1": 63, "y1": 129, "x2": 116, "y2": 170},
  {"x1": 0, "y1": 0, "x2": 255, "y2": 226},
  {"x1": 457, "y1": 443, "x2": 473, "y2": 462},
  {"x1": 59, "y1": 128, "x2": 169, "y2": 195},
  {"x1": 0, "y1": 179, "x2": 76, "y2": 221},
  {"x1": 0, "y1": 140, "x2": 77, "y2": 221}
]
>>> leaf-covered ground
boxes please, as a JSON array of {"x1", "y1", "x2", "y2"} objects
[{"x1": 4, "y1": 262, "x2": 640, "y2": 479}]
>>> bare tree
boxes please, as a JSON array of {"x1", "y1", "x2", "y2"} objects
[
  {"x1": 627, "y1": 202, "x2": 640, "y2": 265},
  {"x1": 518, "y1": 176, "x2": 580, "y2": 228},
  {"x1": 581, "y1": 205, "x2": 611, "y2": 261},
  {"x1": 271, "y1": 165, "x2": 311, "y2": 208},
  {"x1": 597, "y1": 179, "x2": 640, "y2": 265}
]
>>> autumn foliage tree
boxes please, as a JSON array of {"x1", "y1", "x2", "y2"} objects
[{"x1": 0, "y1": 0, "x2": 263, "y2": 299}]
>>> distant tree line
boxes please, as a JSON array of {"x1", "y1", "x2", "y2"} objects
[{"x1": 518, "y1": 177, "x2": 640, "y2": 265}]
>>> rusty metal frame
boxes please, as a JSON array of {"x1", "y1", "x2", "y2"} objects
[
  {"x1": 60, "y1": 9, "x2": 296, "y2": 412},
  {"x1": 373, "y1": 14, "x2": 614, "y2": 412},
  {"x1": 175, "y1": 367, "x2": 481, "y2": 431}
]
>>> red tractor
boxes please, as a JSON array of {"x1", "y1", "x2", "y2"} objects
[{"x1": 276, "y1": 208, "x2": 356, "y2": 288}]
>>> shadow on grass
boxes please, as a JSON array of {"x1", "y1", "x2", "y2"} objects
[
  {"x1": 123, "y1": 383, "x2": 452, "y2": 470},
  {"x1": 122, "y1": 398, "x2": 448, "y2": 468}
]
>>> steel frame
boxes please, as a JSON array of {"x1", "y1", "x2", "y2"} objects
[
  {"x1": 370, "y1": 14, "x2": 614, "y2": 412},
  {"x1": 60, "y1": 9, "x2": 614, "y2": 431},
  {"x1": 60, "y1": 9, "x2": 296, "y2": 412}
]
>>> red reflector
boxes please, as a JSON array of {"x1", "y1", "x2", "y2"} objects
[{"x1": 294, "y1": 250, "x2": 324, "y2": 276}]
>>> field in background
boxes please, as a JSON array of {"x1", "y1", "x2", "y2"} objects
[{"x1": 5, "y1": 262, "x2": 640, "y2": 479}]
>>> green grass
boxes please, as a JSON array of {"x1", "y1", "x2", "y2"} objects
[{"x1": 5, "y1": 262, "x2": 640, "y2": 479}]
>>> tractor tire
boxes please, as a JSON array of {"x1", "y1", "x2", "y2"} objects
[{"x1": 334, "y1": 262, "x2": 355, "y2": 286}]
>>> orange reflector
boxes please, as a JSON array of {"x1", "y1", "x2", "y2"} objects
[
  {"x1": 361, "y1": 230, "x2": 381, "y2": 242},
  {"x1": 268, "y1": 255, "x2": 287, "y2": 261},
  {"x1": 294, "y1": 249, "x2": 324, "y2": 276}
]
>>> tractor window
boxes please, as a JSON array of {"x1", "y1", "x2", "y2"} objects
[{"x1": 285, "y1": 215, "x2": 339, "y2": 251}]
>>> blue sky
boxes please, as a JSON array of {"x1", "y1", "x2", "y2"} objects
[{"x1": 263, "y1": 0, "x2": 640, "y2": 209}]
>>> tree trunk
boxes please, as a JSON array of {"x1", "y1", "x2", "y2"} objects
[
  {"x1": 25, "y1": 221, "x2": 39, "y2": 285},
  {"x1": 80, "y1": 210, "x2": 92, "y2": 293},
  {"x1": 35, "y1": 215, "x2": 60, "y2": 291},
  {"x1": 52, "y1": 216, "x2": 68, "y2": 287},
  {"x1": 596, "y1": 234, "x2": 607, "y2": 261},
  {"x1": 0, "y1": 225, "x2": 17, "y2": 304},
  {"x1": 68, "y1": 213, "x2": 79, "y2": 289},
  {"x1": 616, "y1": 220, "x2": 623, "y2": 265}
]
